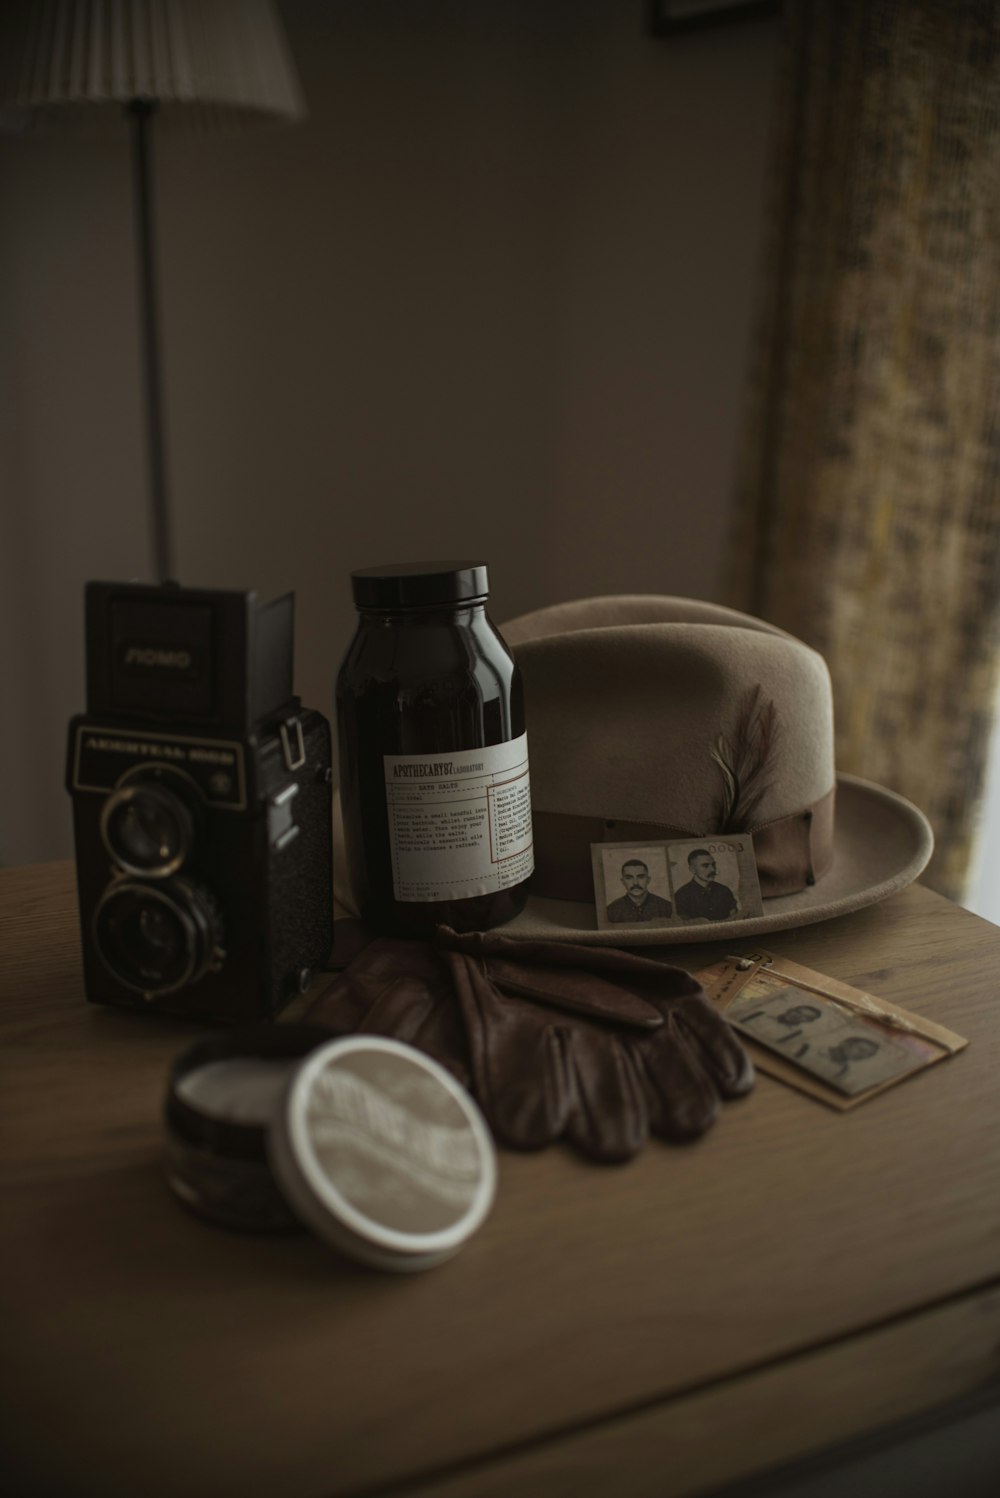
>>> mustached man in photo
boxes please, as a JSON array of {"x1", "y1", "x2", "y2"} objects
[
  {"x1": 674, "y1": 848, "x2": 738, "y2": 922},
  {"x1": 606, "y1": 858, "x2": 673, "y2": 923}
]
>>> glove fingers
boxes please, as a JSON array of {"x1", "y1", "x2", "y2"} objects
[
  {"x1": 362, "y1": 976, "x2": 472, "y2": 1091},
  {"x1": 306, "y1": 941, "x2": 471, "y2": 1087},
  {"x1": 635, "y1": 1016, "x2": 721, "y2": 1142},
  {"x1": 364, "y1": 975, "x2": 435, "y2": 1036},
  {"x1": 492, "y1": 1026, "x2": 572, "y2": 1152},
  {"x1": 306, "y1": 938, "x2": 437, "y2": 1029},
  {"x1": 450, "y1": 947, "x2": 643, "y2": 1158},
  {"x1": 672, "y1": 995, "x2": 755, "y2": 1097},
  {"x1": 564, "y1": 1029, "x2": 647, "y2": 1163},
  {"x1": 446, "y1": 951, "x2": 570, "y2": 1151}
]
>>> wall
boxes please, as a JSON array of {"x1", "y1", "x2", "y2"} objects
[{"x1": 0, "y1": 0, "x2": 780, "y2": 866}]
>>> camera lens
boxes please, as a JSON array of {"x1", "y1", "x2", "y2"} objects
[
  {"x1": 93, "y1": 878, "x2": 221, "y2": 996},
  {"x1": 101, "y1": 782, "x2": 194, "y2": 877}
]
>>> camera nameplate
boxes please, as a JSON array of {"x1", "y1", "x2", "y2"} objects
[{"x1": 72, "y1": 725, "x2": 247, "y2": 810}]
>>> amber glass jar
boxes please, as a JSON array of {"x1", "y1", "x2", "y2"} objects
[{"x1": 336, "y1": 562, "x2": 533, "y2": 936}]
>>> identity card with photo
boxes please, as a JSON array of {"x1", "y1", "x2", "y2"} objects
[{"x1": 697, "y1": 950, "x2": 968, "y2": 1110}]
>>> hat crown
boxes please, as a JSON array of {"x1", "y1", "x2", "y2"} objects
[{"x1": 506, "y1": 598, "x2": 834, "y2": 836}]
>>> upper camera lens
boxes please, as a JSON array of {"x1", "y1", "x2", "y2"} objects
[{"x1": 101, "y1": 782, "x2": 194, "y2": 876}]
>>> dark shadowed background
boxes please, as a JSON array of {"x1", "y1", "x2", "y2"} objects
[{"x1": 0, "y1": 0, "x2": 780, "y2": 867}]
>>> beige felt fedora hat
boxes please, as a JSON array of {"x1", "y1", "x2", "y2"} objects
[
  {"x1": 487, "y1": 595, "x2": 933, "y2": 945},
  {"x1": 332, "y1": 595, "x2": 934, "y2": 945}
]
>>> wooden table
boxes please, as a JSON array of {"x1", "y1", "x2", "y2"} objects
[{"x1": 2, "y1": 862, "x2": 999, "y2": 1497}]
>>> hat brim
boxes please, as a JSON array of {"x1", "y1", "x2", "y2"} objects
[
  {"x1": 332, "y1": 775, "x2": 933, "y2": 945},
  {"x1": 496, "y1": 774, "x2": 933, "y2": 945}
]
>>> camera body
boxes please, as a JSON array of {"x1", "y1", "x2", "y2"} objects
[{"x1": 66, "y1": 581, "x2": 333, "y2": 1023}]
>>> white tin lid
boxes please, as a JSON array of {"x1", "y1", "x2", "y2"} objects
[{"x1": 268, "y1": 1035, "x2": 496, "y2": 1271}]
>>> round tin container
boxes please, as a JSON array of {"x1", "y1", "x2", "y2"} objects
[
  {"x1": 269, "y1": 1035, "x2": 497, "y2": 1271},
  {"x1": 165, "y1": 1030, "x2": 496, "y2": 1269}
]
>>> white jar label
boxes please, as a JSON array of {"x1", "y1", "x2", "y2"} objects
[{"x1": 383, "y1": 733, "x2": 533, "y2": 903}]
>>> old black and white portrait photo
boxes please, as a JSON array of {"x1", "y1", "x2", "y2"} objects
[
  {"x1": 668, "y1": 841, "x2": 742, "y2": 923},
  {"x1": 593, "y1": 836, "x2": 764, "y2": 929},
  {"x1": 593, "y1": 845, "x2": 673, "y2": 929}
]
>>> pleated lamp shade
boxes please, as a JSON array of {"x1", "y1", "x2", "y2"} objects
[{"x1": 0, "y1": 0, "x2": 306, "y2": 133}]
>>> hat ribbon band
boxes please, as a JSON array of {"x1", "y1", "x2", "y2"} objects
[{"x1": 530, "y1": 786, "x2": 836, "y2": 904}]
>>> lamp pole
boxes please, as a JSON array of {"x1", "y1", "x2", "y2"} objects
[{"x1": 127, "y1": 98, "x2": 173, "y2": 583}]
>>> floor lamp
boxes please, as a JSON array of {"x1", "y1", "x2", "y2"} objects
[{"x1": 0, "y1": 0, "x2": 306, "y2": 582}]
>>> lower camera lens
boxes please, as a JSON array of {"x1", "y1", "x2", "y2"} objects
[
  {"x1": 94, "y1": 878, "x2": 220, "y2": 996},
  {"x1": 101, "y1": 781, "x2": 194, "y2": 877}
]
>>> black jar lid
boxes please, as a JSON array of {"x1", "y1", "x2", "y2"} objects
[{"x1": 350, "y1": 561, "x2": 489, "y2": 610}]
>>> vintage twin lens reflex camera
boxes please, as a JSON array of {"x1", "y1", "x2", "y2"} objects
[{"x1": 66, "y1": 581, "x2": 334, "y2": 1022}]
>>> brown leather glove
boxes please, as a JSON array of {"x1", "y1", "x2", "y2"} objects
[
  {"x1": 307, "y1": 935, "x2": 473, "y2": 1090},
  {"x1": 306, "y1": 926, "x2": 753, "y2": 1163},
  {"x1": 437, "y1": 927, "x2": 754, "y2": 1162}
]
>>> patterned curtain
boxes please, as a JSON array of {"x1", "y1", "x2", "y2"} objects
[{"x1": 728, "y1": 0, "x2": 1000, "y2": 901}]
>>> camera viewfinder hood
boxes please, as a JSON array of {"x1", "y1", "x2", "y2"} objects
[{"x1": 84, "y1": 581, "x2": 295, "y2": 731}]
